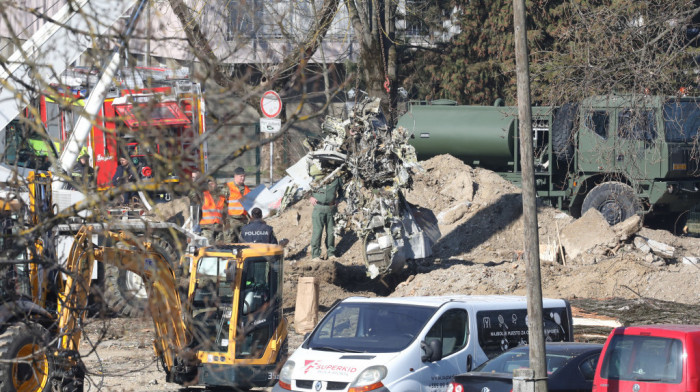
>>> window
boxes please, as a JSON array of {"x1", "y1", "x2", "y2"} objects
[
  {"x1": 585, "y1": 111, "x2": 610, "y2": 139},
  {"x1": 236, "y1": 256, "x2": 281, "y2": 359},
  {"x1": 227, "y1": 0, "x2": 263, "y2": 39},
  {"x1": 191, "y1": 257, "x2": 233, "y2": 352},
  {"x1": 425, "y1": 309, "x2": 468, "y2": 358},
  {"x1": 664, "y1": 100, "x2": 700, "y2": 142},
  {"x1": 578, "y1": 354, "x2": 600, "y2": 381},
  {"x1": 45, "y1": 100, "x2": 61, "y2": 140},
  {"x1": 477, "y1": 308, "x2": 570, "y2": 359},
  {"x1": 475, "y1": 349, "x2": 579, "y2": 375},
  {"x1": 618, "y1": 109, "x2": 656, "y2": 140},
  {"x1": 599, "y1": 335, "x2": 683, "y2": 383},
  {"x1": 307, "y1": 303, "x2": 436, "y2": 353}
]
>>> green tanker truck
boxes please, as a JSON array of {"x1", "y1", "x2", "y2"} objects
[{"x1": 399, "y1": 94, "x2": 700, "y2": 230}]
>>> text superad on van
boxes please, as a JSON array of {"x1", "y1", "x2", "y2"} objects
[{"x1": 274, "y1": 295, "x2": 573, "y2": 392}]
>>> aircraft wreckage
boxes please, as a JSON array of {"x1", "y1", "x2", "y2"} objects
[{"x1": 247, "y1": 97, "x2": 440, "y2": 278}]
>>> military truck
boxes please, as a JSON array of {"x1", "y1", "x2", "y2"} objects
[{"x1": 399, "y1": 94, "x2": 700, "y2": 229}]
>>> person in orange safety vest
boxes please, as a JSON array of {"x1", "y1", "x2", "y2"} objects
[
  {"x1": 200, "y1": 177, "x2": 225, "y2": 244},
  {"x1": 223, "y1": 166, "x2": 251, "y2": 243}
]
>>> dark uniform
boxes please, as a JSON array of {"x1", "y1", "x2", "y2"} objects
[
  {"x1": 310, "y1": 177, "x2": 343, "y2": 259},
  {"x1": 112, "y1": 158, "x2": 138, "y2": 204},
  {"x1": 240, "y1": 219, "x2": 278, "y2": 244},
  {"x1": 71, "y1": 156, "x2": 95, "y2": 189}
]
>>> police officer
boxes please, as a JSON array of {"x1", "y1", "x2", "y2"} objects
[
  {"x1": 309, "y1": 175, "x2": 343, "y2": 261},
  {"x1": 223, "y1": 167, "x2": 250, "y2": 243},
  {"x1": 239, "y1": 208, "x2": 278, "y2": 244},
  {"x1": 200, "y1": 177, "x2": 225, "y2": 244}
]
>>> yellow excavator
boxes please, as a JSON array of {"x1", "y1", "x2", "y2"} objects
[
  {"x1": 0, "y1": 171, "x2": 60, "y2": 392},
  {"x1": 1, "y1": 170, "x2": 287, "y2": 391},
  {"x1": 52, "y1": 226, "x2": 288, "y2": 390}
]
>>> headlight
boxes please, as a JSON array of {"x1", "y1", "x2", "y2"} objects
[
  {"x1": 278, "y1": 360, "x2": 295, "y2": 388},
  {"x1": 349, "y1": 366, "x2": 387, "y2": 392}
]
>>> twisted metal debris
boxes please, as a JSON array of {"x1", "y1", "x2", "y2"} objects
[{"x1": 301, "y1": 97, "x2": 440, "y2": 278}]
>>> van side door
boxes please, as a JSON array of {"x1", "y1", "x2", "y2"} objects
[{"x1": 416, "y1": 308, "x2": 471, "y2": 392}]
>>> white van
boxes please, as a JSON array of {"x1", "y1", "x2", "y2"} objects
[{"x1": 274, "y1": 295, "x2": 572, "y2": 392}]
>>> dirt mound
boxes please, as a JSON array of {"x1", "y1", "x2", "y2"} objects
[{"x1": 269, "y1": 153, "x2": 700, "y2": 331}]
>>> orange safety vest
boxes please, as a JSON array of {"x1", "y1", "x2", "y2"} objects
[
  {"x1": 227, "y1": 182, "x2": 250, "y2": 217},
  {"x1": 200, "y1": 191, "x2": 225, "y2": 225}
]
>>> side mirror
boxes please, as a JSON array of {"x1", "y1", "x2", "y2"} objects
[{"x1": 421, "y1": 339, "x2": 443, "y2": 362}]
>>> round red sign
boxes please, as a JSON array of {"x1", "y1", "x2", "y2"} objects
[{"x1": 260, "y1": 90, "x2": 282, "y2": 118}]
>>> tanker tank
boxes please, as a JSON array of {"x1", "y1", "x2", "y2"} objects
[{"x1": 399, "y1": 102, "x2": 519, "y2": 171}]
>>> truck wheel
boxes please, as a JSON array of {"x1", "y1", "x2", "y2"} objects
[
  {"x1": 552, "y1": 103, "x2": 579, "y2": 162},
  {"x1": 581, "y1": 182, "x2": 641, "y2": 225},
  {"x1": 0, "y1": 323, "x2": 52, "y2": 392},
  {"x1": 103, "y1": 236, "x2": 179, "y2": 317}
]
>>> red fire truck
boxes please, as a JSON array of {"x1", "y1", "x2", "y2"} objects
[{"x1": 11, "y1": 66, "x2": 207, "y2": 201}]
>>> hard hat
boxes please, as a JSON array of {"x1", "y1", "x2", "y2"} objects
[{"x1": 77, "y1": 147, "x2": 90, "y2": 160}]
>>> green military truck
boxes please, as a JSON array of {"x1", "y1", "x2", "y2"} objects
[{"x1": 399, "y1": 94, "x2": 700, "y2": 230}]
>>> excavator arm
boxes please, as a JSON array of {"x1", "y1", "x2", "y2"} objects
[{"x1": 55, "y1": 226, "x2": 193, "y2": 383}]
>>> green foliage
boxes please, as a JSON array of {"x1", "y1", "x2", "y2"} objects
[{"x1": 401, "y1": 0, "x2": 700, "y2": 106}]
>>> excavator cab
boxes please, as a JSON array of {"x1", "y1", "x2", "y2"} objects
[{"x1": 185, "y1": 243, "x2": 287, "y2": 389}]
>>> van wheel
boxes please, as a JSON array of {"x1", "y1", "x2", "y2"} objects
[
  {"x1": 103, "y1": 236, "x2": 179, "y2": 317},
  {"x1": 0, "y1": 323, "x2": 52, "y2": 392},
  {"x1": 581, "y1": 182, "x2": 640, "y2": 225}
]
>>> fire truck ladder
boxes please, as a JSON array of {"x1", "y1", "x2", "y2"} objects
[{"x1": 0, "y1": 0, "x2": 139, "y2": 138}]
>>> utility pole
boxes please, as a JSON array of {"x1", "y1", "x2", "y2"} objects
[{"x1": 512, "y1": 1, "x2": 547, "y2": 392}]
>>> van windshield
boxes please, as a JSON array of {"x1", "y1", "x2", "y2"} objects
[
  {"x1": 599, "y1": 335, "x2": 683, "y2": 383},
  {"x1": 305, "y1": 302, "x2": 436, "y2": 353}
]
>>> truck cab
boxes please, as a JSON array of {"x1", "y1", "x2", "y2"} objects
[
  {"x1": 573, "y1": 95, "x2": 700, "y2": 223},
  {"x1": 183, "y1": 243, "x2": 288, "y2": 388}
]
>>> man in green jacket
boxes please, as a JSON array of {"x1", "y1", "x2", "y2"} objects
[{"x1": 309, "y1": 176, "x2": 343, "y2": 261}]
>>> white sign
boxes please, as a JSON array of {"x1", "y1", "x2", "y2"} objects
[
  {"x1": 260, "y1": 117, "x2": 282, "y2": 133},
  {"x1": 260, "y1": 90, "x2": 282, "y2": 118}
]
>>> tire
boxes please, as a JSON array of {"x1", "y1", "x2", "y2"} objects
[
  {"x1": 581, "y1": 182, "x2": 641, "y2": 225},
  {"x1": 103, "y1": 236, "x2": 179, "y2": 317},
  {"x1": 552, "y1": 103, "x2": 579, "y2": 162},
  {"x1": 0, "y1": 323, "x2": 52, "y2": 392}
]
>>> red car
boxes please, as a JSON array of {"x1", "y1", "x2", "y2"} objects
[{"x1": 593, "y1": 324, "x2": 700, "y2": 392}]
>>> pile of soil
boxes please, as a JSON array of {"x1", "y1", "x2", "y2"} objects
[{"x1": 269, "y1": 154, "x2": 700, "y2": 326}]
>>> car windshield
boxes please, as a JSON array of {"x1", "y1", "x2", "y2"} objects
[
  {"x1": 305, "y1": 302, "x2": 436, "y2": 353},
  {"x1": 475, "y1": 349, "x2": 575, "y2": 375},
  {"x1": 664, "y1": 100, "x2": 700, "y2": 142}
]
